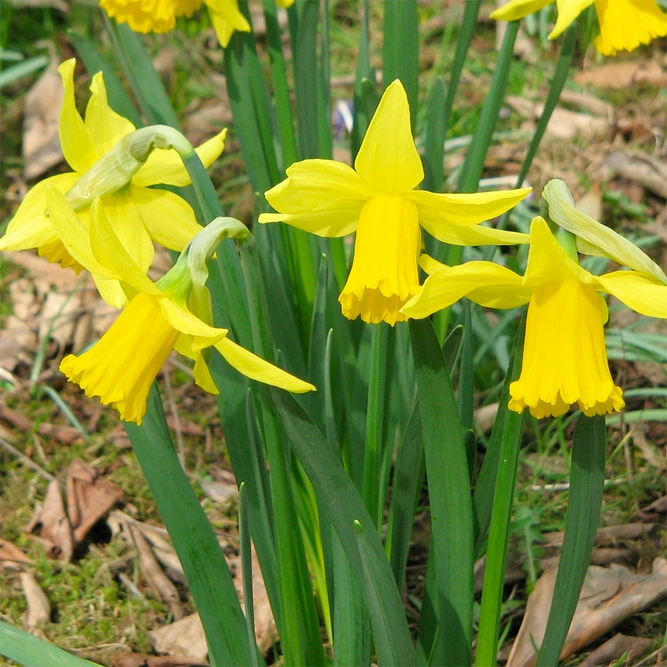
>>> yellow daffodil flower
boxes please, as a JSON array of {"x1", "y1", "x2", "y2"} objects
[
  {"x1": 258, "y1": 80, "x2": 531, "y2": 326},
  {"x1": 0, "y1": 59, "x2": 226, "y2": 308},
  {"x1": 49, "y1": 188, "x2": 314, "y2": 424},
  {"x1": 491, "y1": 0, "x2": 667, "y2": 55},
  {"x1": 402, "y1": 216, "x2": 667, "y2": 419},
  {"x1": 100, "y1": 0, "x2": 295, "y2": 47}
]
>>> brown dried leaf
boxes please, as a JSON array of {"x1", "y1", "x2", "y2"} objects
[
  {"x1": 35, "y1": 480, "x2": 73, "y2": 561},
  {"x1": 604, "y1": 150, "x2": 667, "y2": 199},
  {"x1": 574, "y1": 61, "x2": 667, "y2": 89},
  {"x1": 112, "y1": 653, "x2": 207, "y2": 667},
  {"x1": 0, "y1": 538, "x2": 32, "y2": 569},
  {"x1": 22, "y1": 57, "x2": 64, "y2": 180},
  {"x1": 20, "y1": 572, "x2": 50, "y2": 630},
  {"x1": 66, "y1": 459, "x2": 124, "y2": 543},
  {"x1": 0, "y1": 330, "x2": 23, "y2": 372},
  {"x1": 150, "y1": 614, "x2": 208, "y2": 664},
  {"x1": 1, "y1": 251, "x2": 82, "y2": 291},
  {"x1": 38, "y1": 291, "x2": 81, "y2": 352},
  {"x1": 507, "y1": 559, "x2": 667, "y2": 667},
  {"x1": 578, "y1": 633, "x2": 653, "y2": 667}
]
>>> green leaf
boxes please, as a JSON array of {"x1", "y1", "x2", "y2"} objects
[
  {"x1": 269, "y1": 388, "x2": 416, "y2": 667},
  {"x1": 382, "y1": 0, "x2": 418, "y2": 128},
  {"x1": 423, "y1": 77, "x2": 446, "y2": 193},
  {"x1": 410, "y1": 318, "x2": 473, "y2": 667},
  {"x1": 536, "y1": 415, "x2": 607, "y2": 666},
  {"x1": 0, "y1": 55, "x2": 47, "y2": 89},
  {"x1": 124, "y1": 385, "x2": 256, "y2": 667},
  {"x1": 0, "y1": 620, "x2": 101, "y2": 667}
]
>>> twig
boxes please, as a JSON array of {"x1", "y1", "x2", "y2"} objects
[{"x1": 0, "y1": 437, "x2": 55, "y2": 482}]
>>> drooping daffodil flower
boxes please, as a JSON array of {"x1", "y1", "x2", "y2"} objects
[
  {"x1": 402, "y1": 214, "x2": 667, "y2": 419},
  {"x1": 491, "y1": 0, "x2": 667, "y2": 56},
  {"x1": 0, "y1": 59, "x2": 226, "y2": 307},
  {"x1": 47, "y1": 188, "x2": 314, "y2": 425},
  {"x1": 258, "y1": 80, "x2": 531, "y2": 326},
  {"x1": 100, "y1": 0, "x2": 294, "y2": 47}
]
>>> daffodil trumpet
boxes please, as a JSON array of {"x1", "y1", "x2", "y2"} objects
[
  {"x1": 259, "y1": 79, "x2": 531, "y2": 326},
  {"x1": 48, "y1": 189, "x2": 314, "y2": 425},
  {"x1": 491, "y1": 0, "x2": 667, "y2": 56},
  {"x1": 402, "y1": 216, "x2": 667, "y2": 419},
  {"x1": 0, "y1": 59, "x2": 226, "y2": 309}
]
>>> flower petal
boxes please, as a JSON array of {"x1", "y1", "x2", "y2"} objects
[
  {"x1": 132, "y1": 129, "x2": 227, "y2": 188},
  {"x1": 425, "y1": 223, "x2": 529, "y2": 247},
  {"x1": 215, "y1": 337, "x2": 315, "y2": 393},
  {"x1": 595, "y1": 270, "x2": 667, "y2": 319},
  {"x1": 158, "y1": 298, "x2": 228, "y2": 342},
  {"x1": 0, "y1": 173, "x2": 79, "y2": 252},
  {"x1": 89, "y1": 198, "x2": 159, "y2": 295},
  {"x1": 259, "y1": 201, "x2": 366, "y2": 238},
  {"x1": 490, "y1": 0, "x2": 554, "y2": 21},
  {"x1": 525, "y1": 216, "x2": 593, "y2": 285},
  {"x1": 401, "y1": 256, "x2": 529, "y2": 319},
  {"x1": 592, "y1": 0, "x2": 667, "y2": 55},
  {"x1": 263, "y1": 159, "x2": 373, "y2": 214},
  {"x1": 549, "y1": 0, "x2": 595, "y2": 38},
  {"x1": 98, "y1": 190, "x2": 155, "y2": 276},
  {"x1": 408, "y1": 187, "x2": 531, "y2": 235},
  {"x1": 542, "y1": 179, "x2": 667, "y2": 285},
  {"x1": 84, "y1": 72, "x2": 135, "y2": 157},
  {"x1": 129, "y1": 186, "x2": 203, "y2": 251},
  {"x1": 203, "y1": 0, "x2": 251, "y2": 47},
  {"x1": 91, "y1": 273, "x2": 130, "y2": 309},
  {"x1": 44, "y1": 187, "x2": 118, "y2": 279},
  {"x1": 354, "y1": 80, "x2": 423, "y2": 195},
  {"x1": 58, "y1": 59, "x2": 99, "y2": 174}
]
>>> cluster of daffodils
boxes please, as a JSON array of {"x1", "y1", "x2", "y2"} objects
[
  {"x1": 492, "y1": 0, "x2": 667, "y2": 56},
  {"x1": 2, "y1": 59, "x2": 313, "y2": 424},
  {"x1": 262, "y1": 81, "x2": 667, "y2": 420},
  {"x1": 100, "y1": 0, "x2": 294, "y2": 47}
]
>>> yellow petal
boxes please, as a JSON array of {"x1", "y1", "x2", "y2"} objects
[
  {"x1": 525, "y1": 216, "x2": 593, "y2": 285},
  {"x1": 204, "y1": 0, "x2": 251, "y2": 47},
  {"x1": 130, "y1": 186, "x2": 202, "y2": 251},
  {"x1": 408, "y1": 187, "x2": 531, "y2": 236},
  {"x1": 89, "y1": 198, "x2": 159, "y2": 295},
  {"x1": 549, "y1": 0, "x2": 594, "y2": 39},
  {"x1": 354, "y1": 80, "x2": 424, "y2": 195},
  {"x1": 100, "y1": 0, "x2": 201, "y2": 33},
  {"x1": 509, "y1": 279, "x2": 624, "y2": 419},
  {"x1": 490, "y1": 0, "x2": 554, "y2": 21},
  {"x1": 428, "y1": 223, "x2": 529, "y2": 247},
  {"x1": 60, "y1": 292, "x2": 180, "y2": 424},
  {"x1": 84, "y1": 72, "x2": 135, "y2": 157},
  {"x1": 193, "y1": 352, "x2": 219, "y2": 394},
  {"x1": 401, "y1": 258, "x2": 529, "y2": 319},
  {"x1": 339, "y1": 195, "x2": 421, "y2": 325},
  {"x1": 132, "y1": 130, "x2": 227, "y2": 188},
  {"x1": 592, "y1": 0, "x2": 667, "y2": 55},
  {"x1": 259, "y1": 201, "x2": 366, "y2": 238},
  {"x1": 44, "y1": 187, "x2": 118, "y2": 279},
  {"x1": 158, "y1": 298, "x2": 228, "y2": 343},
  {"x1": 263, "y1": 159, "x2": 373, "y2": 214},
  {"x1": 0, "y1": 173, "x2": 79, "y2": 252},
  {"x1": 542, "y1": 179, "x2": 667, "y2": 285},
  {"x1": 215, "y1": 337, "x2": 315, "y2": 393},
  {"x1": 91, "y1": 274, "x2": 129, "y2": 309},
  {"x1": 595, "y1": 270, "x2": 667, "y2": 319},
  {"x1": 58, "y1": 59, "x2": 99, "y2": 174},
  {"x1": 97, "y1": 190, "x2": 155, "y2": 276}
]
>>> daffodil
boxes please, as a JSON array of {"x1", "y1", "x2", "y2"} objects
[
  {"x1": 49, "y1": 188, "x2": 314, "y2": 424},
  {"x1": 402, "y1": 216, "x2": 667, "y2": 419},
  {"x1": 491, "y1": 0, "x2": 667, "y2": 55},
  {"x1": 100, "y1": 0, "x2": 295, "y2": 47},
  {"x1": 0, "y1": 59, "x2": 226, "y2": 307},
  {"x1": 258, "y1": 80, "x2": 531, "y2": 325}
]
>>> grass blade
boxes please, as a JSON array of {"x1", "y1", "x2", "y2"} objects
[
  {"x1": 536, "y1": 415, "x2": 606, "y2": 666},
  {"x1": 410, "y1": 318, "x2": 473, "y2": 667},
  {"x1": 124, "y1": 385, "x2": 255, "y2": 667}
]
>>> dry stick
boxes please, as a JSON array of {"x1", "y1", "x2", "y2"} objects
[
  {"x1": 0, "y1": 437, "x2": 55, "y2": 482},
  {"x1": 162, "y1": 365, "x2": 185, "y2": 467}
]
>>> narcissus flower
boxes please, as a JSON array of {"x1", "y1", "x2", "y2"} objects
[
  {"x1": 0, "y1": 59, "x2": 225, "y2": 307},
  {"x1": 259, "y1": 80, "x2": 530, "y2": 325},
  {"x1": 491, "y1": 0, "x2": 667, "y2": 55},
  {"x1": 100, "y1": 0, "x2": 294, "y2": 47},
  {"x1": 402, "y1": 215, "x2": 667, "y2": 419},
  {"x1": 51, "y1": 189, "x2": 314, "y2": 424}
]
